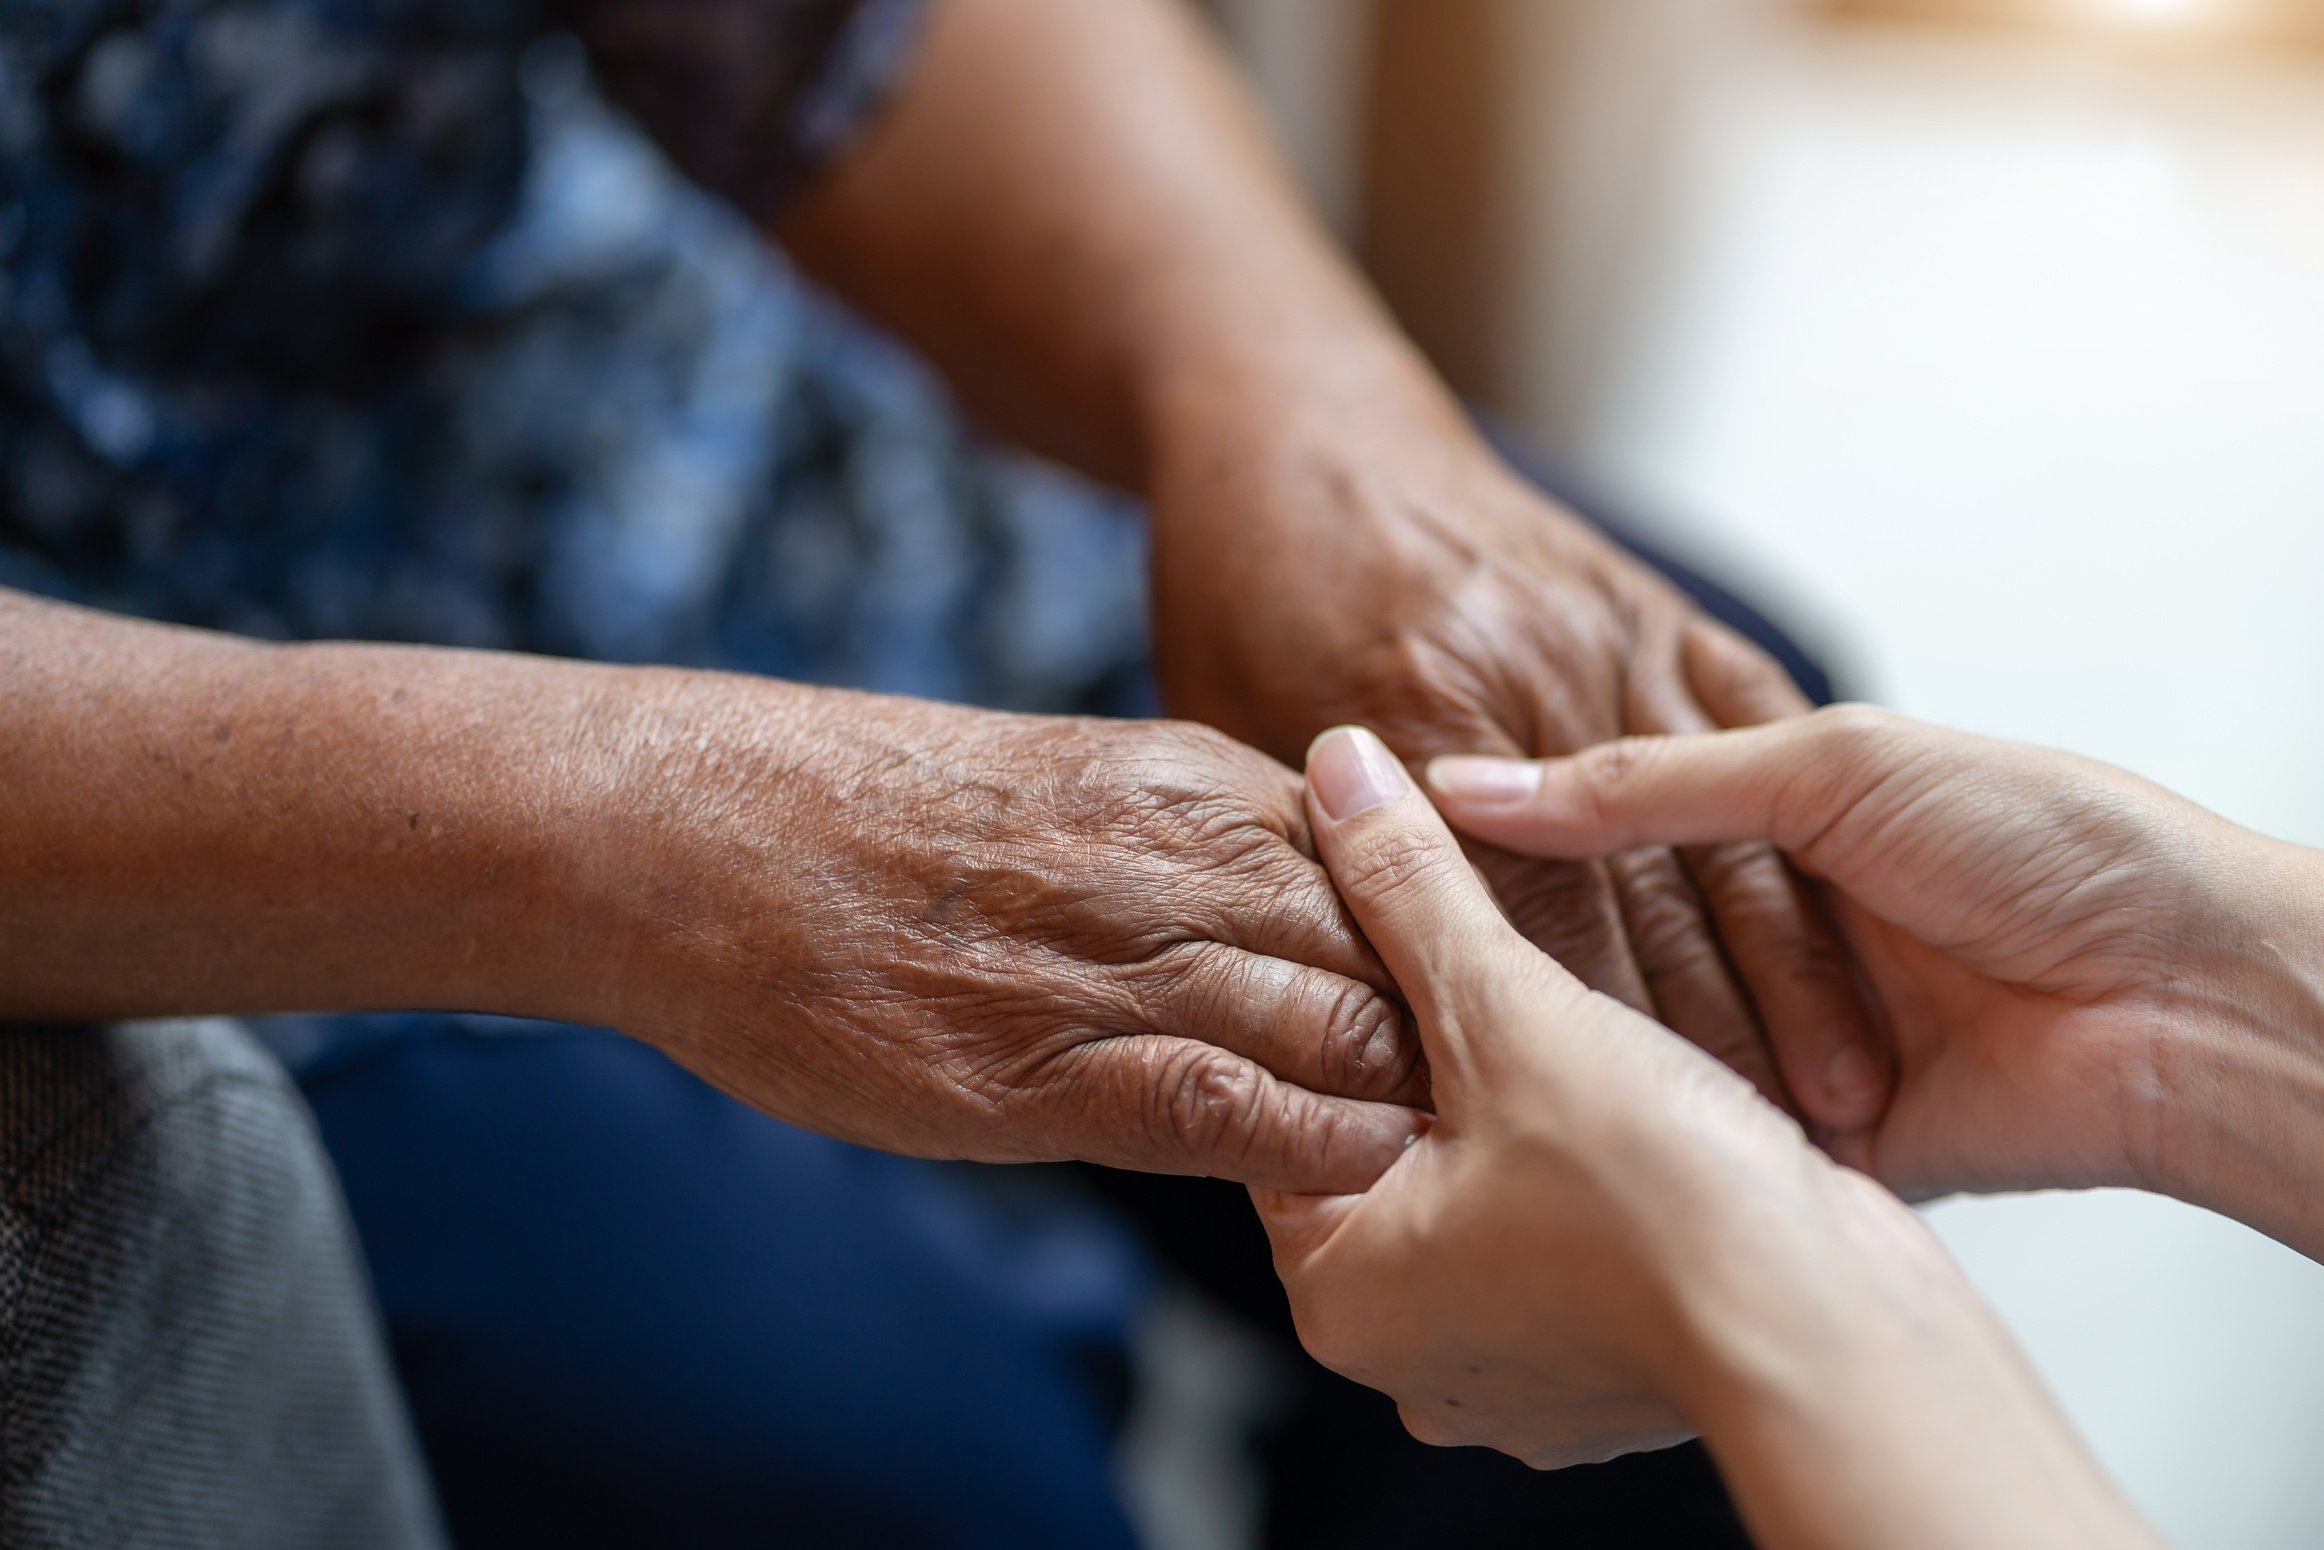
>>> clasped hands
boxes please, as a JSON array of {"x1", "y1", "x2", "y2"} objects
[
  {"x1": 1259, "y1": 675, "x2": 2324, "y2": 1491},
  {"x1": 604, "y1": 424, "x2": 2318, "y2": 1496},
  {"x1": 620, "y1": 425, "x2": 1883, "y2": 1197}
]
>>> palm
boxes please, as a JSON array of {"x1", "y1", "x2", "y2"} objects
[{"x1": 1830, "y1": 896, "x2": 2170, "y2": 1200}]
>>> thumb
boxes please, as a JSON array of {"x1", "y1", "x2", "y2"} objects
[
  {"x1": 1305, "y1": 727, "x2": 1551, "y2": 1076},
  {"x1": 1248, "y1": 1183, "x2": 1361, "y2": 1266}
]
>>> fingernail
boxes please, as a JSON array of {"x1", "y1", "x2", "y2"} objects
[
  {"x1": 1822, "y1": 1045, "x2": 1888, "y2": 1118},
  {"x1": 1426, "y1": 756, "x2": 1543, "y2": 807},
  {"x1": 1308, "y1": 726, "x2": 1413, "y2": 820},
  {"x1": 1360, "y1": 1014, "x2": 1405, "y2": 1086}
]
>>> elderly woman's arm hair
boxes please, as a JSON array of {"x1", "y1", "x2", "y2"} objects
[{"x1": 0, "y1": 587, "x2": 633, "y2": 1024}]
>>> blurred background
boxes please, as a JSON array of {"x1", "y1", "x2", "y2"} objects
[{"x1": 1194, "y1": 0, "x2": 2324, "y2": 1545}]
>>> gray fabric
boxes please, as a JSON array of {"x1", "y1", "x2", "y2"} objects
[{"x1": 0, "y1": 1020, "x2": 444, "y2": 1550}]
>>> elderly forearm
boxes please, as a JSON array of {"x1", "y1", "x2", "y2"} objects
[
  {"x1": 0, "y1": 588, "x2": 720, "y2": 1026},
  {"x1": 777, "y1": 0, "x2": 1463, "y2": 487}
]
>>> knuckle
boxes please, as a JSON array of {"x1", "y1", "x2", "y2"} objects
[
  {"x1": 1784, "y1": 705, "x2": 1919, "y2": 853},
  {"x1": 1812, "y1": 703, "x2": 1902, "y2": 757},
  {"x1": 1612, "y1": 861, "x2": 1722, "y2": 980},
  {"x1": 1695, "y1": 620, "x2": 1789, "y2": 698},
  {"x1": 1336, "y1": 829, "x2": 1450, "y2": 911},
  {"x1": 1315, "y1": 981, "x2": 1412, "y2": 1101},
  {"x1": 1153, "y1": 718, "x2": 1282, "y2": 790},
  {"x1": 1156, "y1": 1047, "x2": 1267, "y2": 1163},
  {"x1": 1123, "y1": 938, "x2": 1226, "y2": 1019},
  {"x1": 1687, "y1": 841, "x2": 1797, "y2": 927},
  {"x1": 1486, "y1": 854, "x2": 1620, "y2": 963},
  {"x1": 1573, "y1": 737, "x2": 1663, "y2": 824}
]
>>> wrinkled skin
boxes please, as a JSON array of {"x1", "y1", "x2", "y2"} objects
[
  {"x1": 1149, "y1": 404, "x2": 1887, "y2": 1136},
  {"x1": 597, "y1": 680, "x2": 1429, "y2": 1194}
]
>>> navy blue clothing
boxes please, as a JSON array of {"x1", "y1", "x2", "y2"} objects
[{"x1": 299, "y1": 1026, "x2": 1143, "y2": 1550}]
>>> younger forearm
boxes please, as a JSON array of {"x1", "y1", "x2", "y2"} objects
[
  {"x1": 0, "y1": 590, "x2": 675, "y2": 1025},
  {"x1": 1678, "y1": 1181, "x2": 2158, "y2": 1550},
  {"x1": 2153, "y1": 839, "x2": 2324, "y2": 1259}
]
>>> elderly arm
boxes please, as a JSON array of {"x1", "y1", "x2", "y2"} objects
[
  {"x1": 0, "y1": 586, "x2": 625, "y2": 1026},
  {"x1": 772, "y1": 0, "x2": 1427, "y2": 487},
  {"x1": 0, "y1": 586, "x2": 1421, "y2": 1189}
]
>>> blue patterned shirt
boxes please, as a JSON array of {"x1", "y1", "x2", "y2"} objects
[{"x1": 0, "y1": 0, "x2": 1151, "y2": 712}]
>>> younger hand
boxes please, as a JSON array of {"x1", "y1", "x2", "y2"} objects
[
  {"x1": 1426, "y1": 691, "x2": 2324, "y2": 1220},
  {"x1": 1253, "y1": 727, "x2": 1890, "y2": 1468}
]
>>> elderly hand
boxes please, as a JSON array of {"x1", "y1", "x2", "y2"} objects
[
  {"x1": 1426, "y1": 703, "x2": 2324, "y2": 1241},
  {"x1": 591, "y1": 680, "x2": 1428, "y2": 1194},
  {"x1": 1148, "y1": 396, "x2": 1885, "y2": 1140}
]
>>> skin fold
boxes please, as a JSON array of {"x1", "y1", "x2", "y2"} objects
[{"x1": 12, "y1": 1, "x2": 2316, "y2": 1530}]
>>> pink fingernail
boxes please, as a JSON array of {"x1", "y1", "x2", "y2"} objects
[
  {"x1": 1308, "y1": 727, "x2": 1413, "y2": 820},
  {"x1": 1427, "y1": 756, "x2": 1543, "y2": 807}
]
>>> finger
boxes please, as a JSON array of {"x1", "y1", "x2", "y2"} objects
[
  {"x1": 1303, "y1": 727, "x2": 1556, "y2": 1078},
  {"x1": 1425, "y1": 718, "x2": 1832, "y2": 859},
  {"x1": 1189, "y1": 848, "x2": 1402, "y2": 1001},
  {"x1": 1040, "y1": 1034, "x2": 1428, "y2": 1194},
  {"x1": 1371, "y1": 720, "x2": 1655, "y2": 1017},
  {"x1": 1634, "y1": 639, "x2": 1889, "y2": 1133},
  {"x1": 1686, "y1": 616, "x2": 1815, "y2": 726},
  {"x1": 1603, "y1": 845, "x2": 1794, "y2": 1114},
  {"x1": 1430, "y1": 717, "x2": 1902, "y2": 1132},
  {"x1": 1471, "y1": 846, "x2": 1657, "y2": 1019},
  {"x1": 1681, "y1": 837, "x2": 1888, "y2": 1133},
  {"x1": 1120, "y1": 943, "x2": 1428, "y2": 1108},
  {"x1": 1538, "y1": 634, "x2": 1794, "y2": 1114}
]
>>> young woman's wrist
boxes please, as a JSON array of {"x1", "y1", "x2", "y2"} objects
[
  {"x1": 2258, "y1": 840, "x2": 2324, "y2": 1045},
  {"x1": 1666, "y1": 1171, "x2": 2152, "y2": 1549},
  {"x1": 2146, "y1": 838, "x2": 2324, "y2": 1254},
  {"x1": 1660, "y1": 1167, "x2": 1962, "y2": 1431}
]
